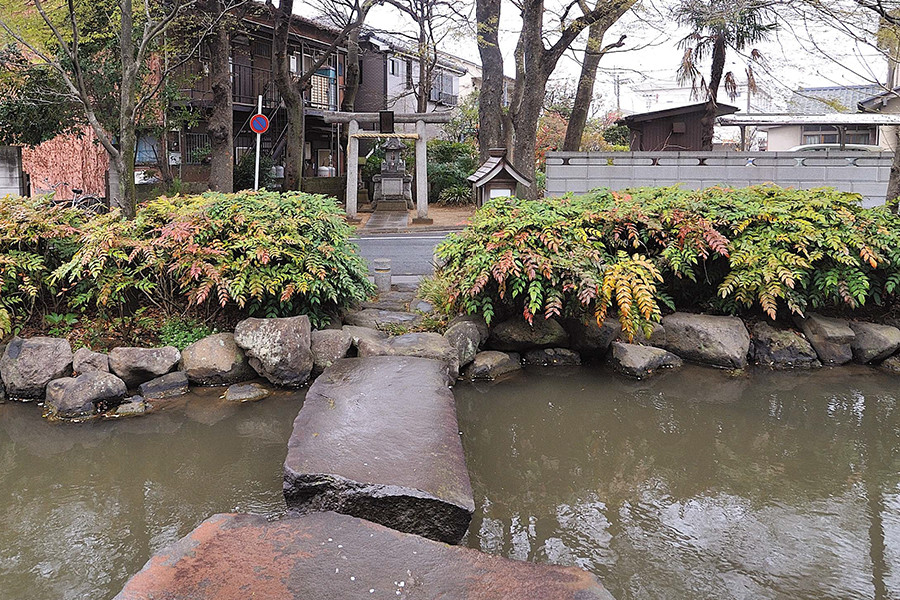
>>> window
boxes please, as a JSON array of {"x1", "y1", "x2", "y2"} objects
[
  {"x1": 405, "y1": 59, "x2": 413, "y2": 88},
  {"x1": 801, "y1": 124, "x2": 875, "y2": 145},
  {"x1": 252, "y1": 39, "x2": 271, "y2": 57},
  {"x1": 389, "y1": 58, "x2": 401, "y2": 76}
]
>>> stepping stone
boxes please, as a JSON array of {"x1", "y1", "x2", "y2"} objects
[
  {"x1": 113, "y1": 512, "x2": 614, "y2": 600},
  {"x1": 284, "y1": 356, "x2": 474, "y2": 544},
  {"x1": 343, "y1": 308, "x2": 423, "y2": 329}
]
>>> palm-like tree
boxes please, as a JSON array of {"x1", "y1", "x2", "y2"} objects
[{"x1": 675, "y1": 0, "x2": 777, "y2": 150}]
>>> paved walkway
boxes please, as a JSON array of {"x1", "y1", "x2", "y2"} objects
[{"x1": 363, "y1": 211, "x2": 409, "y2": 230}]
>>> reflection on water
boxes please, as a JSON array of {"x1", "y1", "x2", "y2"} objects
[
  {"x1": 0, "y1": 388, "x2": 303, "y2": 600},
  {"x1": 456, "y1": 364, "x2": 900, "y2": 600}
]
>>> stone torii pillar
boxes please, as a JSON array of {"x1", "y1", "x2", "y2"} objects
[{"x1": 323, "y1": 111, "x2": 453, "y2": 224}]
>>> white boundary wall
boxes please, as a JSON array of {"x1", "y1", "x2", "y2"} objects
[
  {"x1": 0, "y1": 146, "x2": 24, "y2": 197},
  {"x1": 545, "y1": 151, "x2": 893, "y2": 208}
]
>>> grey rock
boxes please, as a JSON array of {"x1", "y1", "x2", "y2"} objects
[
  {"x1": 463, "y1": 351, "x2": 522, "y2": 380},
  {"x1": 233, "y1": 316, "x2": 313, "y2": 387},
  {"x1": 180, "y1": 333, "x2": 254, "y2": 385},
  {"x1": 849, "y1": 321, "x2": 900, "y2": 363},
  {"x1": 45, "y1": 371, "x2": 127, "y2": 418},
  {"x1": 224, "y1": 382, "x2": 271, "y2": 402},
  {"x1": 115, "y1": 397, "x2": 147, "y2": 416},
  {"x1": 410, "y1": 297, "x2": 434, "y2": 313},
  {"x1": 113, "y1": 512, "x2": 613, "y2": 600},
  {"x1": 310, "y1": 329, "x2": 352, "y2": 375},
  {"x1": 0, "y1": 380, "x2": 6, "y2": 403},
  {"x1": 610, "y1": 342, "x2": 682, "y2": 379},
  {"x1": 108, "y1": 346, "x2": 181, "y2": 388},
  {"x1": 138, "y1": 371, "x2": 189, "y2": 399},
  {"x1": 880, "y1": 355, "x2": 900, "y2": 374},
  {"x1": 797, "y1": 313, "x2": 855, "y2": 366},
  {"x1": 488, "y1": 317, "x2": 569, "y2": 351},
  {"x1": 448, "y1": 314, "x2": 490, "y2": 346},
  {"x1": 444, "y1": 321, "x2": 482, "y2": 368},
  {"x1": 359, "y1": 290, "x2": 416, "y2": 311},
  {"x1": 73, "y1": 348, "x2": 109, "y2": 374},
  {"x1": 358, "y1": 332, "x2": 459, "y2": 381},
  {"x1": 617, "y1": 321, "x2": 667, "y2": 347},
  {"x1": 283, "y1": 356, "x2": 474, "y2": 544},
  {"x1": 342, "y1": 325, "x2": 388, "y2": 347},
  {"x1": 524, "y1": 347, "x2": 582, "y2": 366},
  {"x1": 343, "y1": 308, "x2": 423, "y2": 329},
  {"x1": 751, "y1": 322, "x2": 821, "y2": 369},
  {"x1": 662, "y1": 313, "x2": 750, "y2": 368},
  {"x1": 566, "y1": 317, "x2": 621, "y2": 355},
  {"x1": 0, "y1": 337, "x2": 73, "y2": 399}
]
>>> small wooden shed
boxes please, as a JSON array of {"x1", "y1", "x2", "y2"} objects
[
  {"x1": 468, "y1": 148, "x2": 531, "y2": 206},
  {"x1": 622, "y1": 103, "x2": 739, "y2": 151}
]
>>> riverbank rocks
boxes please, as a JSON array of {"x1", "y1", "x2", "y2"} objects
[
  {"x1": 880, "y1": 355, "x2": 900, "y2": 374},
  {"x1": 0, "y1": 337, "x2": 73, "y2": 400},
  {"x1": 343, "y1": 308, "x2": 423, "y2": 329},
  {"x1": 180, "y1": 333, "x2": 253, "y2": 385},
  {"x1": 310, "y1": 329, "x2": 352, "y2": 375},
  {"x1": 797, "y1": 313, "x2": 855, "y2": 365},
  {"x1": 234, "y1": 316, "x2": 313, "y2": 387},
  {"x1": 463, "y1": 351, "x2": 522, "y2": 380},
  {"x1": 444, "y1": 320, "x2": 483, "y2": 368},
  {"x1": 113, "y1": 512, "x2": 613, "y2": 600},
  {"x1": 138, "y1": 371, "x2": 189, "y2": 399},
  {"x1": 566, "y1": 317, "x2": 620, "y2": 356},
  {"x1": 524, "y1": 347, "x2": 582, "y2": 366},
  {"x1": 284, "y1": 356, "x2": 474, "y2": 544},
  {"x1": 849, "y1": 321, "x2": 900, "y2": 364},
  {"x1": 224, "y1": 382, "x2": 270, "y2": 402},
  {"x1": 114, "y1": 397, "x2": 147, "y2": 416},
  {"x1": 610, "y1": 342, "x2": 682, "y2": 379},
  {"x1": 488, "y1": 317, "x2": 569, "y2": 351},
  {"x1": 662, "y1": 313, "x2": 750, "y2": 368},
  {"x1": 45, "y1": 372, "x2": 127, "y2": 418},
  {"x1": 448, "y1": 314, "x2": 490, "y2": 346},
  {"x1": 109, "y1": 346, "x2": 181, "y2": 388},
  {"x1": 751, "y1": 322, "x2": 821, "y2": 369},
  {"x1": 618, "y1": 321, "x2": 667, "y2": 347},
  {"x1": 342, "y1": 325, "x2": 388, "y2": 348},
  {"x1": 357, "y1": 332, "x2": 460, "y2": 381},
  {"x1": 73, "y1": 348, "x2": 109, "y2": 374}
]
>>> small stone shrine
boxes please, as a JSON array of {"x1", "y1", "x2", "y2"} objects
[{"x1": 372, "y1": 137, "x2": 413, "y2": 211}]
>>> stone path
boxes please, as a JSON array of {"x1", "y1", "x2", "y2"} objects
[
  {"x1": 363, "y1": 210, "x2": 409, "y2": 230},
  {"x1": 114, "y1": 512, "x2": 614, "y2": 600}
]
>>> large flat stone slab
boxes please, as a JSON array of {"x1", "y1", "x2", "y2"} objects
[
  {"x1": 284, "y1": 356, "x2": 474, "y2": 544},
  {"x1": 114, "y1": 512, "x2": 614, "y2": 600}
]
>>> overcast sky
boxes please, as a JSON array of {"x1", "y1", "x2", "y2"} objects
[{"x1": 359, "y1": 0, "x2": 889, "y2": 115}]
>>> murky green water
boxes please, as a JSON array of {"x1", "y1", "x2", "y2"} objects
[
  {"x1": 0, "y1": 389, "x2": 303, "y2": 600},
  {"x1": 456, "y1": 364, "x2": 900, "y2": 600},
  {"x1": 2, "y1": 365, "x2": 899, "y2": 600}
]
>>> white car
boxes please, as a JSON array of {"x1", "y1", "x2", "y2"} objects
[{"x1": 787, "y1": 143, "x2": 885, "y2": 152}]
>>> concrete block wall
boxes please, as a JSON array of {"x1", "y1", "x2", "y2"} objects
[
  {"x1": 0, "y1": 146, "x2": 24, "y2": 197},
  {"x1": 545, "y1": 151, "x2": 894, "y2": 208}
]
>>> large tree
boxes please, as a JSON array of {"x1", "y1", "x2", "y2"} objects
[
  {"x1": 476, "y1": 0, "x2": 636, "y2": 194},
  {"x1": 674, "y1": 0, "x2": 777, "y2": 150}
]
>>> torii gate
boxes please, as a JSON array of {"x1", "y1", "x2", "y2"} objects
[{"x1": 322, "y1": 111, "x2": 453, "y2": 224}]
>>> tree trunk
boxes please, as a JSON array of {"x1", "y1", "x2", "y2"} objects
[
  {"x1": 117, "y1": 0, "x2": 138, "y2": 217},
  {"x1": 271, "y1": 0, "x2": 304, "y2": 191},
  {"x1": 511, "y1": 68, "x2": 549, "y2": 199},
  {"x1": 700, "y1": 33, "x2": 726, "y2": 151},
  {"x1": 563, "y1": 21, "x2": 615, "y2": 151},
  {"x1": 341, "y1": 25, "x2": 364, "y2": 111},
  {"x1": 207, "y1": 16, "x2": 233, "y2": 192},
  {"x1": 476, "y1": 0, "x2": 503, "y2": 161}
]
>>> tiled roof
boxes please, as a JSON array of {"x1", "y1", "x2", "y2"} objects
[{"x1": 787, "y1": 85, "x2": 885, "y2": 114}]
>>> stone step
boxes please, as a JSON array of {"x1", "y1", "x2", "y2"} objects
[
  {"x1": 374, "y1": 201, "x2": 409, "y2": 212},
  {"x1": 113, "y1": 511, "x2": 614, "y2": 600},
  {"x1": 283, "y1": 355, "x2": 473, "y2": 544}
]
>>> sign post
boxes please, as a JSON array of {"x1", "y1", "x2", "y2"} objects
[{"x1": 250, "y1": 95, "x2": 270, "y2": 191}]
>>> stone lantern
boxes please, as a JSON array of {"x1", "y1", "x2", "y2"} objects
[
  {"x1": 467, "y1": 148, "x2": 531, "y2": 206},
  {"x1": 372, "y1": 137, "x2": 413, "y2": 211}
]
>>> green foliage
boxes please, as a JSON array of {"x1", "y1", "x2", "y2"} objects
[
  {"x1": 44, "y1": 312, "x2": 78, "y2": 337},
  {"x1": 0, "y1": 190, "x2": 373, "y2": 338},
  {"x1": 427, "y1": 140, "x2": 478, "y2": 205},
  {"x1": 602, "y1": 124, "x2": 630, "y2": 147},
  {"x1": 434, "y1": 185, "x2": 900, "y2": 339},
  {"x1": 234, "y1": 151, "x2": 275, "y2": 191},
  {"x1": 439, "y1": 184, "x2": 474, "y2": 205},
  {"x1": 159, "y1": 316, "x2": 215, "y2": 350}
]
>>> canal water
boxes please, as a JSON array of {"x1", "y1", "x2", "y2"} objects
[{"x1": 1, "y1": 365, "x2": 898, "y2": 599}]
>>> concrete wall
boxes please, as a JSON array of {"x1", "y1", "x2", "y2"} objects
[
  {"x1": 545, "y1": 151, "x2": 893, "y2": 208},
  {"x1": 764, "y1": 126, "x2": 802, "y2": 151},
  {"x1": 0, "y1": 146, "x2": 24, "y2": 197}
]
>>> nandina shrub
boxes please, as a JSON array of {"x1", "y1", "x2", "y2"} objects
[
  {"x1": 0, "y1": 194, "x2": 83, "y2": 337},
  {"x1": 50, "y1": 190, "x2": 374, "y2": 330},
  {"x1": 433, "y1": 185, "x2": 900, "y2": 339}
]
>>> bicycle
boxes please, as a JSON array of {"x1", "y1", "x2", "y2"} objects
[{"x1": 42, "y1": 179, "x2": 109, "y2": 215}]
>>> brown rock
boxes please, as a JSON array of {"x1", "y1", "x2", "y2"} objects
[{"x1": 180, "y1": 333, "x2": 254, "y2": 385}]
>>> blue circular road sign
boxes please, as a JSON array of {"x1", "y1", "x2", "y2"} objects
[{"x1": 250, "y1": 114, "x2": 269, "y2": 134}]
